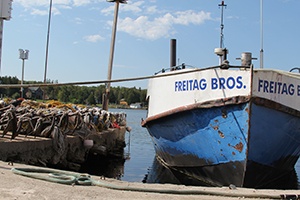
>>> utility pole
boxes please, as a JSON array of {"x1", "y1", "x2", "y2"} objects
[
  {"x1": 0, "y1": 0, "x2": 13, "y2": 71},
  {"x1": 103, "y1": 0, "x2": 127, "y2": 111},
  {"x1": 43, "y1": 0, "x2": 53, "y2": 100},
  {"x1": 44, "y1": 0, "x2": 53, "y2": 84}
]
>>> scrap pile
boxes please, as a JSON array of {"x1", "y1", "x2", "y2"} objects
[{"x1": 0, "y1": 98, "x2": 127, "y2": 140}]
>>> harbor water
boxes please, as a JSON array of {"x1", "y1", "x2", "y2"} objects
[{"x1": 88, "y1": 109, "x2": 300, "y2": 188}]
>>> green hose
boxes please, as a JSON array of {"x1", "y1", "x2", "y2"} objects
[
  {"x1": 11, "y1": 167, "x2": 282, "y2": 199},
  {"x1": 11, "y1": 168, "x2": 92, "y2": 185}
]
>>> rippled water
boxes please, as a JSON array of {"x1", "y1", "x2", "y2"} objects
[
  {"x1": 109, "y1": 109, "x2": 300, "y2": 188},
  {"x1": 116, "y1": 108, "x2": 155, "y2": 182}
]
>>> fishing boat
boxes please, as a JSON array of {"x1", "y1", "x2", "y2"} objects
[{"x1": 141, "y1": 1, "x2": 300, "y2": 189}]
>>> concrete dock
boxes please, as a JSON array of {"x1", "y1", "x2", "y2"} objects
[
  {"x1": 0, "y1": 161, "x2": 299, "y2": 200},
  {"x1": 0, "y1": 127, "x2": 126, "y2": 172}
]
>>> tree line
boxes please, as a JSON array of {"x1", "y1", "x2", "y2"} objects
[{"x1": 0, "y1": 76, "x2": 148, "y2": 106}]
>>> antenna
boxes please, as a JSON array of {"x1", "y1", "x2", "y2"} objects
[
  {"x1": 215, "y1": 1, "x2": 228, "y2": 65},
  {"x1": 260, "y1": 0, "x2": 264, "y2": 68},
  {"x1": 218, "y1": 1, "x2": 227, "y2": 48}
]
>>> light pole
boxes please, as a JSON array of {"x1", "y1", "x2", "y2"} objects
[
  {"x1": 19, "y1": 49, "x2": 29, "y2": 98},
  {"x1": 0, "y1": 0, "x2": 13, "y2": 70},
  {"x1": 43, "y1": 0, "x2": 53, "y2": 100},
  {"x1": 103, "y1": 0, "x2": 127, "y2": 111},
  {"x1": 44, "y1": 0, "x2": 52, "y2": 84}
]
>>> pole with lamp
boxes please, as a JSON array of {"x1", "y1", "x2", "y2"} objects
[
  {"x1": 43, "y1": 0, "x2": 53, "y2": 100},
  {"x1": 44, "y1": 0, "x2": 52, "y2": 84},
  {"x1": 19, "y1": 49, "x2": 29, "y2": 98},
  {"x1": 0, "y1": 0, "x2": 13, "y2": 70},
  {"x1": 102, "y1": 0, "x2": 127, "y2": 111}
]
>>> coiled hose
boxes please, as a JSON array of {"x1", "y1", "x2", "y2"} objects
[{"x1": 11, "y1": 167, "x2": 283, "y2": 199}]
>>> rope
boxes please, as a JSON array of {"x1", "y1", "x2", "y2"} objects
[
  {"x1": 0, "y1": 65, "x2": 249, "y2": 89},
  {"x1": 11, "y1": 167, "x2": 283, "y2": 199}
]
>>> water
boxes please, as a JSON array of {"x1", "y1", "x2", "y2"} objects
[
  {"x1": 105, "y1": 109, "x2": 300, "y2": 188},
  {"x1": 116, "y1": 108, "x2": 156, "y2": 182}
]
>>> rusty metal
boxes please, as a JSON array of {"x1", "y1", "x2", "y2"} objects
[
  {"x1": 218, "y1": 130, "x2": 225, "y2": 138},
  {"x1": 233, "y1": 142, "x2": 244, "y2": 153},
  {"x1": 142, "y1": 95, "x2": 250, "y2": 126}
]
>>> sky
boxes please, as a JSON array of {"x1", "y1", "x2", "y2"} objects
[{"x1": 1, "y1": 0, "x2": 300, "y2": 89}]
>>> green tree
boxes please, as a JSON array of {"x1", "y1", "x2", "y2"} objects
[
  {"x1": 57, "y1": 86, "x2": 71, "y2": 102},
  {"x1": 87, "y1": 92, "x2": 96, "y2": 105},
  {"x1": 0, "y1": 76, "x2": 148, "y2": 107}
]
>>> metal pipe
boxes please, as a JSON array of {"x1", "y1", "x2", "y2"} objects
[
  {"x1": 170, "y1": 39, "x2": 176, "y2": 70},
  {"x1": 260, "y1": 0, "x2": 264, "y2": 69},
  {"x1": 218, "y1": 1, "x2": 226, "y2": 48},
  {"x1": 241, "y1": 52, "x2": 252, "y2": 67},
  {"x1": 21, "y1": 59, "x2": 25, "y2": 98}
]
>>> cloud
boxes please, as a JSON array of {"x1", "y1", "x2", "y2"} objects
[
  {"x1": 122, "y1": 1, "x2": 144, "y2": 13},
  {"x1": 16, "y1": 0, "x2": 49, "y2": 8},
  {"x1": 30, "y1": 6, "x2": 61, "y2": 16},
  {"x1": 173, "y1": 10, "x2": 211, "y2": 25},
  {"x1": 73, "y1": 0, "x2": 91, "y2": 7},
  {"x1": 101, "y1": 0, "x2": 144, "y2": 16},
  {"x1": 74, "y1": 17, "x2": 84, "y2": 24},
  {"x1": 100, "y1": 5, "x2": 115, "y2": 16},
  {"x1": 30, "y1": 8, "x2": 48, "y2": 16},
  {"x1": 84, "y1": 34, "x2": 105, "y2": 42},
  {"x1": 117, "y1": 16, "x2": 171, "y2": 40},
  {"x1": 16, "y1": 0, "x2": 71, "y2": 7},
  {"x1": 117, "y1": 10, "x2": 212, "y2": 40},
  {"x1": 16, "y1": 0, "x2": 69, "y2": 16},
  {"x1": 145, "y1": 6, "x2": 158, "y2": 14},
  {"x1": 15, "y1": 0, "x2": 212, "y2": 41}
]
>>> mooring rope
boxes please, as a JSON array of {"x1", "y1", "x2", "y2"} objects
[
  {"x1": 11, "y1": 167, "x2": 284, "y2": 199},
  {"x1": 0, "y1": 64, "x2": 249, "y2": 88}
]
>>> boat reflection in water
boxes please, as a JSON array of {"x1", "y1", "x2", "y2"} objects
[
  {"x1": 80, "y1": 153, "x2": 125, "y2": 180},
  {"x1": 144, "y1": 156, "x2": 299, "y2": 189},
  {"x1": 143, "y1": 157, "x2": 181, "y2": 185}
]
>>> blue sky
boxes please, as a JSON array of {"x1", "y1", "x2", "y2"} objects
[{"x1": 1, "y1": 0, "x2": 299, "y2": 89}]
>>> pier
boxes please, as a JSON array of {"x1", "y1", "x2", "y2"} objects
[
  {"x1": 0, "y1": 99, "x2": 127, "y2": 172},
  {"x1": 0, "y1": 127, "x2": 126, "y2": 171},
  {"x1": 1, "y1": 161, "x2": 299, "y2": 200},
  {"x1": 0, "y1": 100, "x2": 298, "y2": 199}
]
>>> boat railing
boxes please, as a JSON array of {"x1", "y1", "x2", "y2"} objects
[
  {"x1": 154, "y1": 63, "x2": 252, "y2": 75},
  {"x1": 154, "y1": 63, "x2": 197, "y2": 75},
  {"x1": 289, "y1": 67, "x2": 300, "y2": 73}
]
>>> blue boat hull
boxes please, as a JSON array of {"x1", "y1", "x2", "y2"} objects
[{"x1": 144, "y1": 99, "x2": 300, "y2": 188}]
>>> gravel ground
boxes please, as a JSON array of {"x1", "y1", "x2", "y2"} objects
[{"x1": 0, "y1": 161, "x2": 298, "y2": 200}]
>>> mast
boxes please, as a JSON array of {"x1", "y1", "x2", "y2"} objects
[
  {"x1": 260, "y1": 0, "x2": 264, "y2": 68},
  {"x1": 219, "y1": 1, "x2": 227, "y2": 48},
  {"x1": 215, "y1": 1, "x2": 228, "y2": 65}
]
